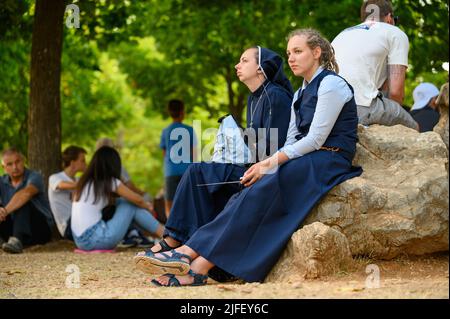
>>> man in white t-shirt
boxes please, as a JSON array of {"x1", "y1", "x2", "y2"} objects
[
  {"x1": 48, "y1": 146, "x2": 87, "y2": 240},
  {"x1": 332, "y1": 0, "x2": 419, "y2": 130}
]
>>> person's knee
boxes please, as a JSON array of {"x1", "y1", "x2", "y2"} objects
[
  {"x1": 115, "y1": 200, "x2": 137, "y2": 216},
  {"x1": 407, "y1": 119, "x2": 420, "y2": 131},
  {"x1": 391, "y1": 103, "x2": 418, "y2": 130},
  {"x1": 11, "y1": 202, "x2": 33, "y2": 217},
  {"x1": 115, "y1": 198, "x2": 129, "y2": 206},
  {"x1": 117, "y1": 199, "x2": 133, "y2": 208}
]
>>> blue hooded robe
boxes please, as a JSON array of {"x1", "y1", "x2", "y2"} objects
[{"x1": 163, "y1": 48, "x2": 293, "y2": 274}]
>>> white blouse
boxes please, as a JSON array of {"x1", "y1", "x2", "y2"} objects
[{"x1": 279, "y1": 67, "x2": 353, "y2": 159}]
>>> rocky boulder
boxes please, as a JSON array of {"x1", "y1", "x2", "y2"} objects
[
  {"x1": 304, "y1": 124, "x2": 449, "y2": 259},
  {"x1": 266, "y1": 222, "x2": 352, "y2": 282}
]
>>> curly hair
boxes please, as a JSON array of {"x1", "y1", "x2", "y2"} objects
[{"x1": 287, "y1": 28, "x2": 339, "y2": 74}]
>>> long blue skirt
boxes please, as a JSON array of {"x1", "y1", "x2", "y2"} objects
[
  {"x1": 185, "y1": 150, "x2": 363, "y2": 282},
  {"x1": 164, "y1": 162, "x2": 247, "y2": 243}
]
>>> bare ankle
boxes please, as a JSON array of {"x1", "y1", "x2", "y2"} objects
[
  {"x1": 190, "y1": 262, "x2": 210, "y2": 276},
  {"x1": 165, "y1": 237, "x2": 180, "y2": 247},
  {"x1": 190, "y1": 257, "x2": 214, "y2": 275}
]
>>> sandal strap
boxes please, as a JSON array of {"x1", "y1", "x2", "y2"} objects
[
  {"x1": 163, "y1": 274, "x2": 181, "y2": 287},
  {"x1": 170, "y1": 250, "x2": 192, "y2": 264},
  {"x1": 188, "y1": 269, "x2": 208, "y2": 285},
  {"x1": 159, "y1": 238, "x2": 173, "y2": 252},
  {"x1": 168, "y1": 277, "x2": 181, "y2": 286},
  {"x1": 144, "y1": 238, "x2": 174, "y2": 255},
  {"x1": 145, "y1": 249, "x2": 191, "y2": 263},
  {"x1": 160, "y1": 251, "x2": 172, "y2": 259},
  {"x1": 155, "y1": 271, "x2": 207, "y2": 287}
]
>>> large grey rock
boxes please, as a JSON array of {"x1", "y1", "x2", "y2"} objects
[
  {"x1": 304, "y1": 124, "x2": 449, "y2": 259},
  {"x1": 266, "y1": 222, "x2": 352, "y2": 282}
]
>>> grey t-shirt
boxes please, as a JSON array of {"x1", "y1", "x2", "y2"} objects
[{"x1": 48, "y1": 171, "x2": 76, "y2": 236}]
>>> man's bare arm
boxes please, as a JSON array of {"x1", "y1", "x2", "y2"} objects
[
  {"x1": 57, "y1": 181, "x2": 77, "y2": 190},
  {"x1": 124, "y1": 180, "x2": 145, "y2": 196},
  {"x1": 387, "y1": 64, "x2": 407, "y2": 104}
]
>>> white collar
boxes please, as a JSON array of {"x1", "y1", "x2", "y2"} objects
[{"x1": 302, "y1": 66, "x2": 324, "y2": 89}]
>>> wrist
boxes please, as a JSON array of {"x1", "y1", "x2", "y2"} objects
[
  {"x1": 265, "y1": 155, "x2": 278, "y2": 168},
  {"x1": 277, "y1": 151, "x2": 289, "y2": 164}
]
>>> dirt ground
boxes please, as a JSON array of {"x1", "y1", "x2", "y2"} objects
[{"x1": 0, "y1": 240, "x2": 448, "y2": 299}]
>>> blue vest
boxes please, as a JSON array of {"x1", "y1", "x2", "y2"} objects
[{"x1": 293, "y1": 69, "x2": 359, "y2": 156}]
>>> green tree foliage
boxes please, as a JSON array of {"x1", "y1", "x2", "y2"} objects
[
  {"x1": 0, "y1": 0, "x2": 33, "y2": 153},
  {"x1": 129, "y1": 0, "x2": 299, "y2": 124},
  {"x1": 0, "y1": 0, "x2": 32, "y2": 41},
  {"x1": 0, "y1": 0, "x2": 448, "y2": 193},
  {"x1": 61, "y1": 35, "x2": 134, "y2": 147},
  {"x1": 116, "y1": 0, "x2": 448, "y2": 120},
  {"x1": 0, "y1": 40, "x2": 29, "y2": 153},
  {"x1": 394, "y1": 0, "x2": 449, "y2": 76}
]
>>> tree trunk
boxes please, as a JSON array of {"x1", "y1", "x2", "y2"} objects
[{"x1": 28, "y1": 0, "x2": 65, "y2": 187}]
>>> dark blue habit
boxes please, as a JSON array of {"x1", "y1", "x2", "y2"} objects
[
  {"x1": 185, "y1": 69, "x2": 363, "y2": 282},
  {"x1": 164, "y1": 47, "x2": 292, "y2": 252}
]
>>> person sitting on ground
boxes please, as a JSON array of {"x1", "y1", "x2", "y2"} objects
[
  {"x1": 160, "y1": 99, "x2": 197, "y2": 218},
  {"x1": 410, "y1": 82, "x2": 441, "y2": 133},
  {"x1": 95, "y1": 137, "x2": 150, "y2": 200},
  {"x1": 95, "y1": 137, "x2": 154, "y2": 248},
  {"x1": 331, "y1": 0, "x2": 419, "y2": 130},
  {"x1": 48, "y1": 145, "x2": 87, "y2": 240},
  {"x1": 70, "y1": 146, "x2": 164, "y2": 251},
  {"x1": 0, "y1": 148, "x2": 54, "y2": 253}
]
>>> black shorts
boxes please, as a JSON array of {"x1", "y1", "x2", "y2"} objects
[{"x1": 164, "y1": 175, "x2": 183, "y2": 201}]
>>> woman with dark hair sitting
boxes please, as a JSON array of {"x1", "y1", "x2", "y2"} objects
[{"x1": 71, "y1": 146, "x2": 164, "y2": 251}]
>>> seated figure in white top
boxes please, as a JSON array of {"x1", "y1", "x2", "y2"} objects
[
  {"x1": 48, "y1": 145, "x2": 87, "y2": 240},
  {"x1": 331, "y1": 0, "x2": 418, "y2": 130},
  {"x1": 71, "y1": 146, "x2": 164, "y2": 251}
]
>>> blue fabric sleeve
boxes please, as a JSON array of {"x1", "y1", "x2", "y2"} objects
[
  {"x1": 26, "y1": 171, "x2": 45, "y2": 194},
  {"x1": 160, "y1": 129, "x2": 166, "y2": 150}
]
